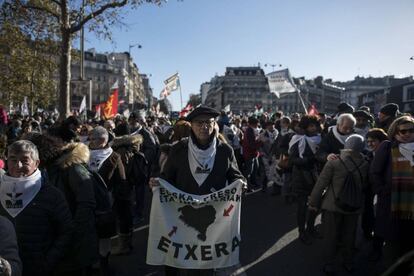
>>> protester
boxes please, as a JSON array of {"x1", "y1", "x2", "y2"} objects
[
  {"x1": 370, "y1": 116, "x2": 414, "y2": 267},
  {"x1": 309, "y1": 134, "x2": 369, "y2": 274},
  {"x1": 0, "y1": 140, "x2": 73, "y2": 276},
  {"x1": 150, "y1": 105, "x2": 245, "y2": 276},
  {"x1": 258, "y1": 121, "x2": 279, "y2": 192},
  {"x1": 377, "y1": 103, "x2": 400, "y2": 132},
  {"x1": 0, "y1": 215, "x2": 21, "y2": 276},
  {"x1": 289, "y1": 115, "x2": 322, "y2": 244},
  {"x1": 353, "y1": 110, "x2": 373, "y2": 137},
  {"x1": 242, "y1": 116, "x2": 262, "y2": 192},
  {"x1": 316, "y1": 113, "x2": 356, "y2": 164},
  {"x1": 27, "y1": 134, "x2": 99, "y2": 275}
]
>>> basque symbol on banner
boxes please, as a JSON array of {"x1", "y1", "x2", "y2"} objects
[{"x1": 146, "y1": 179, "x2": 243, "y2": 269}]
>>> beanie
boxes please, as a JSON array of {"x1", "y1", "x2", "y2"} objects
[
  {"x1": 344, "y1": 134, "x2": 365, "y2": 152},
  {"x1": 337, "y1": 102, "x2": 355, "y2": 114},
  {"x1": 380, "y1": 103, "x2": 399, "y2": 117}
]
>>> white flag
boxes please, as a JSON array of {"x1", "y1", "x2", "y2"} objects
[
  {"x1": 79, "y1": 96, "x2": 87, "y2": 114},
  {"x1": 224, "y1": 104, "x2": 231, "y2": 113},
  {"x1": 21, "y1": 97, "x2": 29, "y2": 116},
  {"x1": 164, "y1": 73, "x2": 180, "y2": 93},
  {"x1": 123, "y1": 108, "x2": 130, "y2": 118},
  {"x1": 147, "y1": 179, "x2": 243, "y2": 269},
  {"x1": 267, "y1": 69, "x2": 297, "y2": 96}
]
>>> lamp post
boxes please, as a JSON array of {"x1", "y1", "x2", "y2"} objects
[
  {"x1": 127, "y1": 43, "x2": 142, "y2": 111},
  {"x1": 264, "y1": 63, "x2": 282, "y2": 72}
]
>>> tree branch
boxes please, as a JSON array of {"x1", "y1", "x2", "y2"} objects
[
  {"x1": 50, "y1": 0, "x2": 62, "y2": 6},
  {"x1": 70, "y1": 0, "x2": 128, "y2": 33},
  {"x1": 15, "y1": 0, "x2": 60, "y2": 20}
]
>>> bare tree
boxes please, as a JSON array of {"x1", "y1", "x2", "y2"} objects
[{"x1": 8, "y1": 0, "x2": 164, "y2": 118}]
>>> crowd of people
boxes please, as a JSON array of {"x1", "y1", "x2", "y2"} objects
[{"x1": 0, "y1": 101, "x2": 413, "y2": 276}]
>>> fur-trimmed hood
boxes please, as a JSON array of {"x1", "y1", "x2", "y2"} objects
[
  {"x1": 55, "y1": 142, "x2": 90, "y2": 169},
  {"x1": 111, "y1": 135, "x2": 143, "y2": 151}
]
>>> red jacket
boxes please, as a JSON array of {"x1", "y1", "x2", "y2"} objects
[{"x1": 242, "y1": 127, "x2": 262, "y2": 160}]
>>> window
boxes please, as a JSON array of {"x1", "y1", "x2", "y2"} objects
[{"x1": 404, "y1": 85, "x2": 414, "y2": 102}]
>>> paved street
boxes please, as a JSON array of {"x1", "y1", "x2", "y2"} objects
[{"x1": 110, "y1": 188, "x2": 389, "y2": 276}]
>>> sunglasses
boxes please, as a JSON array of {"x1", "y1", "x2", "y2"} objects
[{"x1": 398, "y1": 128, "x2": 414, "y2": 135}]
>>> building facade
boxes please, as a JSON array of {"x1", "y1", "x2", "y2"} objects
[
  {"x1": 71, "y1": 49, "x2": 149, "y2": 112},
  {"x1": 204, "y1": 67, "x2": 274, "y2": 114}
]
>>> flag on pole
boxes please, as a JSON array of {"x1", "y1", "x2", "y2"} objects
[
  {"x1": 102, "y1": 82, "x2": 119, "y2": 119},
  {"x1": 79, "y1": 96, "x2": 87, "y2": 114},
  {"x1": 160, "y1": 73, "x2": 180, "y2": 99},
  {"x1": 224, "y1": 104, "x2": 231, "y2": 113},
  {"x1": 21, "y1": 97, "x2": 29, "y2": 116},
  {"x1": 179, "y1": 103, "x2": 193, "y2": 118},
  {"x1": 308, "y1": 104, "x2": 319, "y2": 116},
  {"x1": 266, "y1": 69, "x2": 297, "y2": 97}
]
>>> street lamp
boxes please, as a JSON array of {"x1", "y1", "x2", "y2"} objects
[
  {"x1": 127, "y1": 43, "x2": 142, "y2": 111},
  {"x1": 128, "y1": 43, "x2": 142, "y2": 55},
  {"x1": 410, "y1": 56, "x2": 414, "y2": 61},
  {"x1": 264, "y1": 63, "x2": 282, "y2": 71}
]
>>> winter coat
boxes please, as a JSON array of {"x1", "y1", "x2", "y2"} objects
[
  {"x1": 112, "y1": 135, "x2": 148, "y2": 188},
  {"x1": 309, "y1": 150, "x2": 369, "y2": 214},
  {"x1": 133, "y1": 127, "x2": 158, "y2": 166},
  {"x1": 242, "y1": 127, "x2": 261, "y2": 160},
  {"x1": 370, "y1": 140, "x2": 402, "y2": 240},
  {"x1": 316, "y1": 128, "x2": 345, "y2": 164},
  {"x1": 0, "y1": 215, "x2": 21, "y2": 276},
  {"x1": 0, "y1": 181, "x2": 73, "y2": 276},
  {"x1": 43, "y1": 143, "x2": 98, "y2": 272},
  {"x1": 161, "y1": 137, "x2": 244, "y2": 195},
  {"x1": 289, "y1": 141, "x2": 319, "y2": 196}
]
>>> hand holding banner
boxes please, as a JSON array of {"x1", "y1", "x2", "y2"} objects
[{"x1": 146, "y1": 179, "x2": 243, "y2": 269}]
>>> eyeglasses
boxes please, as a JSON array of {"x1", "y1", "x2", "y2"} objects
[
  {"x1": 398, "y1": 128, "x2": 414, "y2": 135},
  {"x1": 193, "y1": 120, "x2": 215, "y2": 127}
]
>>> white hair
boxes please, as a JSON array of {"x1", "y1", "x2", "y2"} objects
[
  {"x1": 90, "y1": 126, "x2": 109, "y2": 144},
  {"x1": 8, "y1": 140, "x2": 39, "y2": 161},
  {"x1": 337, "y1": 113, "x2": 356, "y2": 126}
]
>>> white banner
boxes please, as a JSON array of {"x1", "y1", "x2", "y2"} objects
[
  {"x1": 147, "y1": 179, "x2": 243, "y2": 269},
  {"x1": 267, "y1": 69, "x2": 297, "y2": 96}
]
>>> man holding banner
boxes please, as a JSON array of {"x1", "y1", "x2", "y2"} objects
[{"x1": 147, "y1": 106, "x2": 245, "y2": 276}]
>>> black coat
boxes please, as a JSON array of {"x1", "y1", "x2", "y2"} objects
[
  {"x1": 316, "y1": 129, "x2": 345, "y2": 164},
  {"x1": 289, "y1": 141, "x2": 318, "y2": 195},
  {"x1": 0, "y1": 181, "x2": 73, "y2": 276},
  {"x1": 45, "y1": 143, "x2": 98, "y2": 272},
  {"x1": 162, "y1": 138, "x2": 244, "y2": 195},
  {"x1": 0, "y1": 215, "x2": 22, "y2": 276}
]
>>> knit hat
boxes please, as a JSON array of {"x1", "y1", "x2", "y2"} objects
[
  {"x1": 337, "y1": 102, "x2": 355, "y2": 114},
  {"x1": 344, "y1": 134, "x2": 365, "y2": 152},
  {"x1": 353, "y1": 110, "x2": 374, "y2": 121},
  {"x1": 379, "y1": 103, "x2": 399, "y2": 117}
]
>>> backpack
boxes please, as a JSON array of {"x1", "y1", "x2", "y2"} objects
[
  {"x1": 332, "y1": 157, "x2": 363, "y2": 212},
  {"x1": 89, "y1": 169, "x2": 117, "y2": 238}
]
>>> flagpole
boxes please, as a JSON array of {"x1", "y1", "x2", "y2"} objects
[
  {"x1": 297, "y1": 89, "x2": 308, "y2": 114},
  {"x1": 178, "y1": 73, "x2": 183, "y2": 110}
]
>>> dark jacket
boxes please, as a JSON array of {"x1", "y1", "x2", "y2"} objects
[
  {"x1": 289, "y1": 140, "x2": 319, "y2": 195},
  {"x1": 44, "y1": 143, "x2": 98, "y2": 272},
  {"x1": 0, "y1": 215, "x2": 22, "y2": 276},
  {"x1": 96, "y1": 148, "x2": 128, "y2": 200},
  {"x1": 112, "y1": 135, "x2": 148, "y2": 188},
  {"x1": 0, "y1": 181, "x2": 73, "y2": 276},
  {"x1": 134, "y1": 127, "x2": 158, "y2": 166},
  {"x1": 316, "y1": 128, "x2": 345, "y2": 164},
  {"x1": 161, "y1": 137, "x2": 244, "y2": 195}
]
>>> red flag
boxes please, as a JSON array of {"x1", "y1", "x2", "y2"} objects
[
  {"x1": 179, "y1": 104, "x2": 193, "y2": 118},
  {"x1": 308, "y1": 104, "x2": 318, "y2": 116},
  {"x1": 102, "y1": 88, "x2": 118, "y2": 119}
]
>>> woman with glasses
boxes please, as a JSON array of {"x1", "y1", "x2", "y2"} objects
[{"x1": 370, "y1": 116, "x2": 414, "y2": 267}]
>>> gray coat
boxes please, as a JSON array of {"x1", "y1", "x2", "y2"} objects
[
  {"x1": 309, "y1": 150, "x2": 369, "y2": 214},
  {"x1": 0, "y1": 215, "x2": 21, "y2": 276}
]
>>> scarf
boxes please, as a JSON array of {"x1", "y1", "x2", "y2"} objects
[
  {"x1": 331, "y1": 126, "x2": 350, "y2": 145},
  {"x1": 399, "y1": 142, "x2": 414, "y2": 166},
  {"x1": 391, "y1": 147, "x2": 414, "y2": 220},
  {"x1": 288, "y1": 134, "x2": 321, "y2": 158},
  {"x1": 130, "y1": 126, "x2": 143, "y2": 136},
  {"x1": 88, "y1": 147, "x2": 113, "y2": 172},
  {"x1": 188, "y1": 135, "x2": 217, "y2": 186},
  {"x1": 0, "y1": 169, "x2": 42, "y2": 218}
]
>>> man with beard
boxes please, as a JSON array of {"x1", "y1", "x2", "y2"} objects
[
  {"x1": 377, "y1": 103, "x2": 400, "y2": 132},
  {"x1": 316, "y1": 113, "x2": 356, "y2": 164}
]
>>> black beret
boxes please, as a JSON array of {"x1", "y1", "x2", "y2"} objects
[
  {"x1": 337, "y1": 102, "x2": 355, "y2": 114},
  {"x1": 186, "y1": 106, "x2": 220, "y2": 122},
  {"x1": 353, "y1": 110, "x2": 374, "y2": 121},
  {"x1": 380, "y1": 103, "x2": 399, "y2": 117}
]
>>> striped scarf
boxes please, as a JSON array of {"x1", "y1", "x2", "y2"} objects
[{"x1": 391, "y1": 147, "x2": 414, "y2": 220}]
